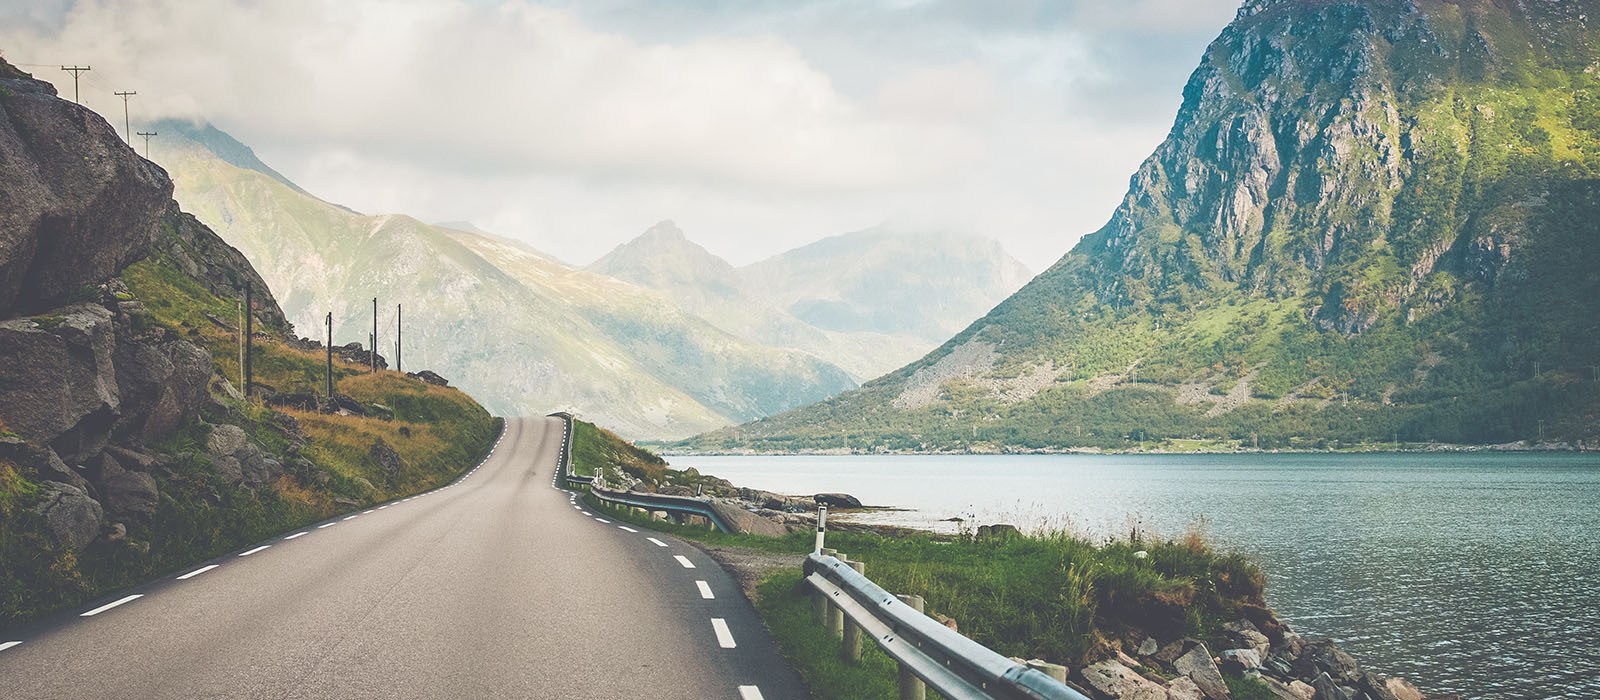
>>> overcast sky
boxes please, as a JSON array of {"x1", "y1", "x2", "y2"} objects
[{"x1": 0, "y1": 0, "x2": 1241, "y2": 270}]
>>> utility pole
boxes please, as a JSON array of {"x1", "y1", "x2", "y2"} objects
[
  {"x1": 371, "y1": 297, "x2": 378, "y2": 373},
  {"x1": 325, "y1": 312, "x2": 334, "y2": 400},
  {"x1": 395, "y1": 303, "x2": 402, "y2": 374},
  {"x1": 243, "y1": 283, "x2": 254, "y2": 399},
  {"x1": 136, "y1": 131, "x2": 157, "y2": 158},
  {"x1": 60, "y1": 66, "x2": 90, "y2": 104},
  {"x1": 237, "y1": 299, "x2": 245, "y2": 390},
  {"x1": 113, "y1": 90, "x2": 136, "y2": 141}
]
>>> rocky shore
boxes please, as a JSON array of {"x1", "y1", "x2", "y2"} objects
[{"x1": 602, "y1": 464, "x2": 1459, "y2": 700}]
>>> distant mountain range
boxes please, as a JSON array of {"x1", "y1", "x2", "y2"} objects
[
  {"x1": 152, "y1": 121, "x2": 1028, "y2": 438},
  {"x1": 684, "y1": 0, "x2": 1600, "y2": 452},
  {"x1": 589, "y1": 221, "x2": 1031, "y2": 380}
]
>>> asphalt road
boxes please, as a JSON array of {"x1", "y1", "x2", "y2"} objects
[{"x1": 0, "y1": 416, "x2": 808, "y2": 699}]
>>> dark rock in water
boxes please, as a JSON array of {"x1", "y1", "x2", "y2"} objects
[
  {"x1": 31, "y1": 480, "x2": 103, "y2": 550},
  {"x1": 0, "y1": 65, "x2": 171, "y2": 316},
  {"x1": 1295, "y1": 639, "x2": 1361, "y2": 685},
  {"x1": 407, "y1": 369, "x2": 449, "y2": 387},
  {"x1": 1360, "y1": 672, "x2": 1402, "y2": 700},
  {"x1": 814, "y1": 492, "x2": 863, "y2": 508}
]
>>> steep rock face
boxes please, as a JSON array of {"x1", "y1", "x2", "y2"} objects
[
  {"x1": 690, "y1": 0, "x2": 1600, "y2": 451},
  {"x1": 0, "y1": 62, "x2": 172, "y2": 316},
  {"x1": 0, "y1": 58, "x2": 291, "y2": 550}
]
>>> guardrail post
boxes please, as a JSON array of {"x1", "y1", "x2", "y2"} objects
[
  {"x1": 841, "y1": 558, "x2": 866, "y2": 663},
  {"x1": 1027, "y1": 659, "x2": 1068, "y2": 683},
  {"x1": 895, "y1": 594, "x2": 927, "y2": 700},
  {"x1": 828, "y1": 554, "x2": 847, "y2": 639}
]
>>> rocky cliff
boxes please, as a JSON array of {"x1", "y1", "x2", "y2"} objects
[
  {"x1": 686, "y1": 0, "x2": 1600, "y2": 452},
  {"x1": 0, "y1": 59, "x2": 496, "y2": 628}
]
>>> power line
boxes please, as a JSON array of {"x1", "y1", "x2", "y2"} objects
[
  {"x1": 60, "y1": 65, "x2": 90, "y2": 103},
  {"x1": 114, "y1": 90, "x2": 137, "y2": 141}
]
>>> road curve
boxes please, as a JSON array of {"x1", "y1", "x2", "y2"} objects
[{"x1": 0, "y1": 416, "x2": 808, "y2": 699}]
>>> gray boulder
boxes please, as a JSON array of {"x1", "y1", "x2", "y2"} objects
[
  {"x1": 1309, "y1": 672, "x2": 1350, "y2": 700},
  {"x1": 0, "y1": 62, "x2": 171, "y2": 316},
  {"x1": 0, "y1": 304, "x2": 119, "y2": 461},
  {"x1": 1174, "y1": 643, "x2": 1231, "y2": 700},
  {"x1": 31, "y1": 480, "x2": 103, "y2": 550},
  {"x1": 814, "y1": 492, "x2": 863, "y2": 508},
  {"x1": 1221, "y1": 648, "x2": 1264, "y2": 671},
  {"x1": 1079, "y1": 660, "x2": 1166, "y2": 700},
  {"x1": 204, "y1": 423, "x2": 280, "y2": 487},
  {"x1": 100, "y1": 465, "x2": 158, "y2": 523},
  {"x1": 112, "y1": 335, "x2": 211, "y2": 442},
  {"x1": 1166, "y1": 676, "x2": 1205, "y2": 700}
]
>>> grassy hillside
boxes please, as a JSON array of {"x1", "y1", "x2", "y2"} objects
[{"x1": 1, "y1": 233, "x2": 497, "y2": 629}]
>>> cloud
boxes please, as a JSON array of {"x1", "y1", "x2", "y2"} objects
[{"x1": 0, "y1": 0, "x2": 1240, "y2": 270}]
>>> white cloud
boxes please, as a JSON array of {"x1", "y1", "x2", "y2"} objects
[{"x1": 0, "y1": 0, "x2": 1240, "y2": 270}]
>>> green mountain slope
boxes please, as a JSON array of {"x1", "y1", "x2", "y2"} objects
[
  {"x1": 153, "y1": 121, "x2": 854, "y2": 439},
  {"x1": 588, "y1": 221, "x2": 1032, "y2": 380},
  {"x1": 684, "y1": 0, "x2": 1600, "y2": 452}
]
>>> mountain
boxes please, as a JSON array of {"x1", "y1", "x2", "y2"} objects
[
  {"x1": 739, "y1": 226, "x2": 1034, "y2": 342},
  {"x1": 152, "y1": 121, "x2": 854, "y2": 439},
  {"x1": 682, "y1": 0, "x2": 1600, "y2": 452},
  {"x1": 588, "y1": 222, "x2": 1032, "y2": 380}
]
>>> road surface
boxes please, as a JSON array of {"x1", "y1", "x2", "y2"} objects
[{"x1": 0, "y1": 416, "x2": 807, "y2": 699}]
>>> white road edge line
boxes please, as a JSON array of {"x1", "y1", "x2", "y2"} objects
[
  {"x1": 738, "y1": 686, "x2": 764, "y2": 700},
  {"x1": 239, "y1": 545, "x2": 270, "y2": 557},
  {"x1": 317, "y1": 522, "x2": 336, "y2": 529},
  {"x1": 177, "y1": 564, "x2": 220, "y2": 580},
  {"x1": 343, "y1": 515, "x2": 359, "y2": 521},
  {"x1": 647, "y1": 537, "x2": 669, "y2": 548},
  {"x1": 580, "y1": 511, "x2": 591, "y2": 516},
  {"x1": 696, "y1": 580, "x2": 714, "y2": 599},
  {"x1": 594, "y1": 518, "x2": 610, "y2": 524},
  {"x1": 618, "y1": 526, "x2": 638, "y2": 533},
  {"x1": 0, "y1": 641, "x2": 21, "y2": 653},
  {"x1": 81, "y1": 594, "x2": 142, "y2": 617},
  {"x1": 378, "y1": 505, "x2": 389, "y2": 510},
  {"x1": 674, "y1": 555, "x2": 696, "y2": 569},
  {"x1": 711, "y1": 618, "x2": 736, "y2": 648}
]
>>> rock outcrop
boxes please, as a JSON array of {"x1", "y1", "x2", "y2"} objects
[{"x1": 0, "y1": 58, "x2": 294, "y2": 553}]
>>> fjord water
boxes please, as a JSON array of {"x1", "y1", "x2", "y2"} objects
[{"x1": 686, "y1": 453, "x2": 1600, "y2": 699}]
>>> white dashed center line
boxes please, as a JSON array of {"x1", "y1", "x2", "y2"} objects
[
  {"x1": 618, "y1": 526, "x2": 638, "y2": 533},
  {"x1": 0, "y1": 641, "x2": 21, "y2": 653},
  {"x1": 81, "y1": 594, "x2": 142, "y2": 617},
  {"x1": 711, "y1": 618, "x2": 736, "y2": 648},
  {"x1": 647, "y1": 537, "x2": 669, "y2": 548},
  {"x1": 674, "y1": 555, "x2": 696, "y2": 569},
  {"x1": 177, "y1": 564, "x2": 219, "y2": 580},
  {"x1": 284, "y1": 532, "x2": 308, "y2": 540},
  {"x1": 738, "y1": 686, "x2": 765, "y2": 700},
  {"x1": 238, "y1": 545, "x2": 270, "y2": 557},
  {"x1": 696, "y1": 580, "x2": 714, "y2": 599}
]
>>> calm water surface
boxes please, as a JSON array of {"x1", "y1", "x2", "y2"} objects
[{"x1": 682, "y1": 453, "x2": 1600, "y2": 700}]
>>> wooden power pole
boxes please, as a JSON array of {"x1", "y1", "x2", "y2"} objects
[
  {"x1": 326, "y1": 312, "x2": 334, "y2": 400},
  {"x1": 395, "y1": 303, "x2": 402, "y2": 374},
  {"x1": 114, "y1": 90, "x2": 136, "y2": 141},
  {"x1": 60, "y1": 66, "x2": 90, "y2": 103},
  {"x1": 371, "y1": 297, "x2": 378, "y2": 373},
  {"x1": 136, "y1": 131, "x2": 157, "y2": 158}
]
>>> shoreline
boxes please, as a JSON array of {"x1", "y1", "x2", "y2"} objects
[{"x1": 661, "y1": 440, "x2": 1596, "y2": 457}]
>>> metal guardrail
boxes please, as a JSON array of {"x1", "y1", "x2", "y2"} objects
[
  {"x1": 586, "y1": 484, "x2": 736, "y2": 534},
  {"x1": 804, "y1": 551, "x2": 1090, "y2": 700},
  {"x1": 548, "y1": 412, "x2": 732, "y2": 533}
]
